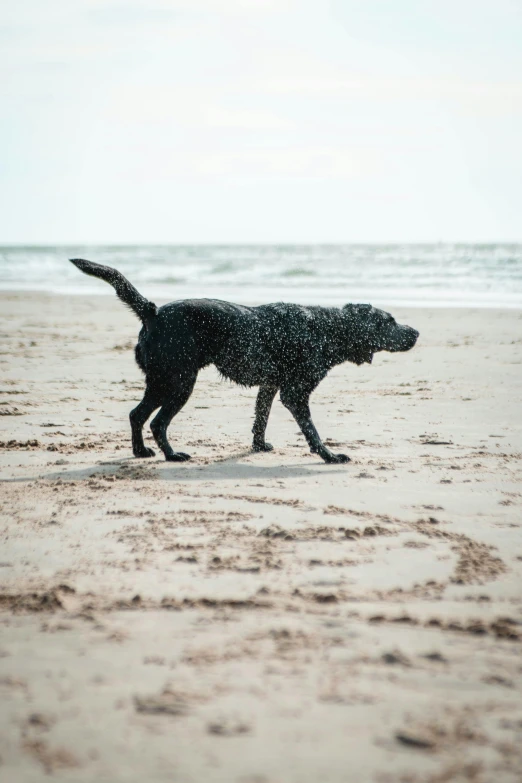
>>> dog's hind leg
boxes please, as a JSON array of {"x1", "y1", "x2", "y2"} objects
[
  {"x1": 280, "y1": 387, "x2": 350, "y2": 465},
  {"x1": 252, "y1": 385, "x2": 278, "y2": 452},
  {"x1": 149, "y1": 372, "x2": 197, "y2": 462},
  {"x1": 129, "y1": 387, "x2": 161, "y2": 458}
]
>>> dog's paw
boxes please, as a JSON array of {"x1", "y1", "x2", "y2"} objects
[
  {"x1": 252, "y1": 441, "x2": 274, "y2": 453},
  {"x1": 134, "y1": 447, "x2": 156, "y2": 458},
  {"x1": 165, "y1": 452, "x2": 191, "y2": 462},
  {"x1": 323, "y1": 452, "x2": 351, "y2": 464}
]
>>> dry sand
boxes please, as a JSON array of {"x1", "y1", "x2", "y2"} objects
[{"x1": 0, "y1": 292, "x2": 521, "y2": 783}]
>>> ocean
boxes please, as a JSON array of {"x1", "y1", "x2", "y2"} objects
[{"x1": 1, "y1": 244, "x2": 521, "y2": 308}]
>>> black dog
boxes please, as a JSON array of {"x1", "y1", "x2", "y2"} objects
[{"x1": 70, "y1": 259, "x2": 418, "y2": 464}]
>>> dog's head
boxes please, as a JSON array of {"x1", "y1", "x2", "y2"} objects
[{"x1": 342, "y1": 303, "x2": 419, "y2": 365}]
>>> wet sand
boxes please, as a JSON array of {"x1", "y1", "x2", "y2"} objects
[{"x1": 1, "y1": 292, "x2": 521, "y2": 782}]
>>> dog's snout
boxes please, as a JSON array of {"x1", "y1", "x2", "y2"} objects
[
  {"x1": 392, "y1": 325, "x2": 419, "y2": 352},
  {"x1": 405, "y1": 327, "x2": 419, "y2": 349}
]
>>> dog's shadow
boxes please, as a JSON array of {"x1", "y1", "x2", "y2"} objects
[{"x1": 1, "y1": 449, "x2": 348, "y2": 484}]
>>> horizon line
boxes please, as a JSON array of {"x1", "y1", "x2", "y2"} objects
[{"x1": 1, "y1": 240, "x2": 521, "y2": 248}]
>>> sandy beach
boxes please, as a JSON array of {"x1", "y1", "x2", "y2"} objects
[{"x1": 1, "y1": 291, "x2": 521, "y2": 783}]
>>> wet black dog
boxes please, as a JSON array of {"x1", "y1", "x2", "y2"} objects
[{"x1": 70, "y1": 259, "x2": 419, "y2": 464}]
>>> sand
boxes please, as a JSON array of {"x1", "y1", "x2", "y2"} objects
[{"x1": 0, "y1": 291, "x2": 521, "y2": 783}]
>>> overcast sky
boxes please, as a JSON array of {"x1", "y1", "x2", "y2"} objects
[{"x1": 1, "y1": 0, "x2": 521, "y2": 243}]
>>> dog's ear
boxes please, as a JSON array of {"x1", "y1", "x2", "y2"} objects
[{"x1": 343, "y1": 303, "x2": 372, "y2": 314}]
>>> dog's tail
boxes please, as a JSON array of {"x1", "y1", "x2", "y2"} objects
[{"x1": 70, "y1": 259, "x2": 158, "y2": 325}]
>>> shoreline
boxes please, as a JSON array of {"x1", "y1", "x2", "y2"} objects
[
  {"x1": 1, "y1": 293, "x2": 521, "y2": 781},
  {"x1": 2, "y1": 288, "x2": 522, "y2": 310}
]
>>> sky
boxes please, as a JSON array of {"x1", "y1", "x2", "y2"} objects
[{"x1": 1, "y1": 0, "x2": 521, "y2": 243}]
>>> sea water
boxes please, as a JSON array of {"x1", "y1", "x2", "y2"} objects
[{"x1": 1, "y1": 244, "x2": 521, "y2": 308}]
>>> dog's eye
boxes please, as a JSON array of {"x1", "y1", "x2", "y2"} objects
[{"x1": 379, "y1": 315, "x2": 393, "y2": 330}]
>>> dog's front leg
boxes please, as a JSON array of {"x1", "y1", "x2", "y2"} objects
[
  {"x1": 280, "y1": 389, "x2": 350, "y2": 464},
  {"x1": 252, "y1": 385, "x2": 278, "y2": 452}
]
